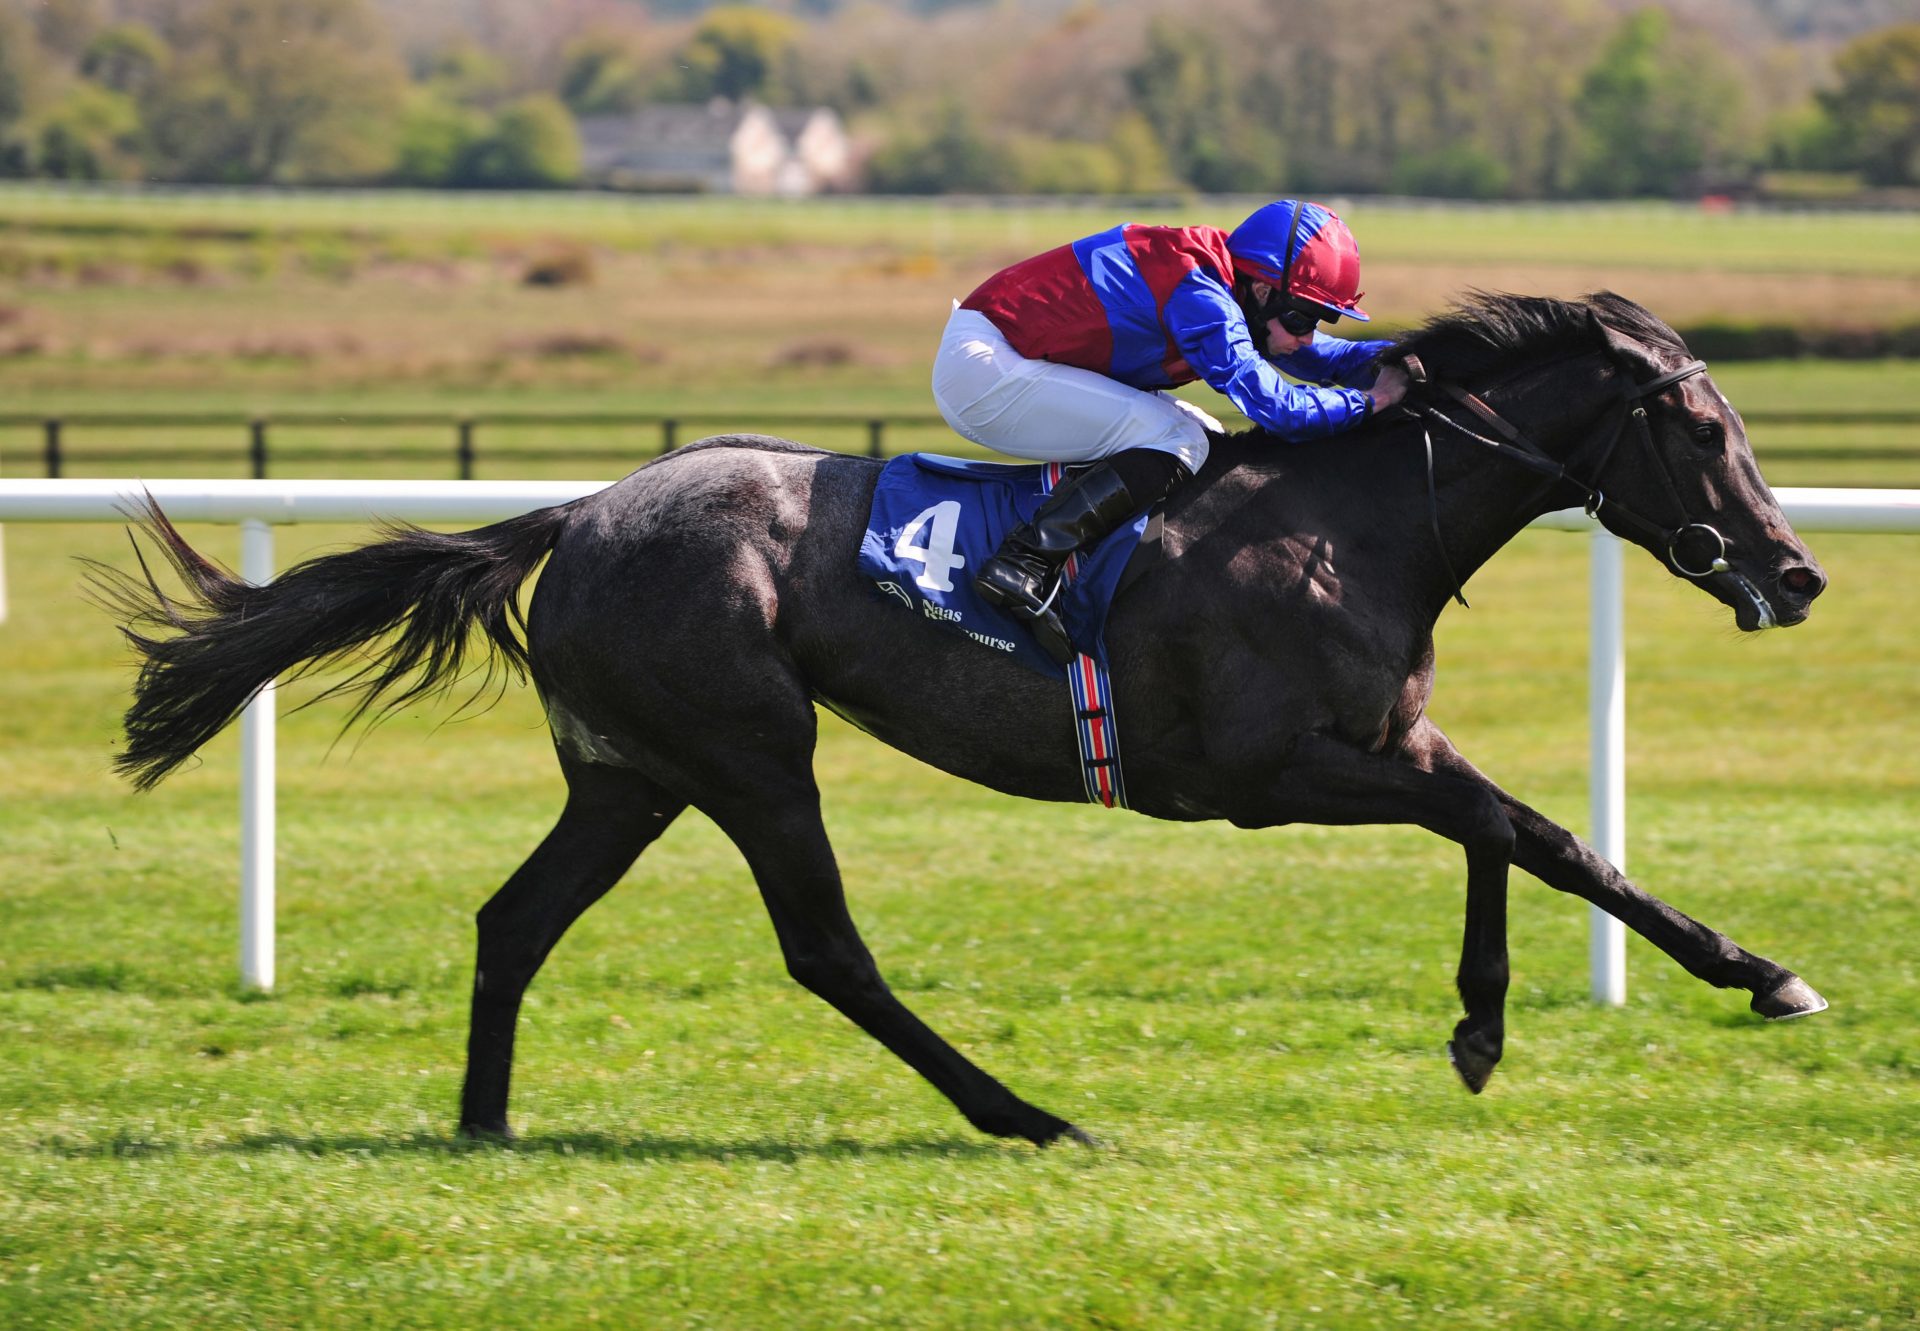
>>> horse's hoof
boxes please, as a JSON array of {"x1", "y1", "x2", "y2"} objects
[
  {"x1": 460, "y1": 1120, "x2": 516, "y2": 1142},
  {"x1": 1752, "y1": 976, "x2": 1828, "y2": 1022},
  {"x1": 1032, "y1": 1119, "x2": 1106, "y2": 1150},
  {"x1": 1447, "y1": 1038, "x2": 1499, "y2": 1095}
]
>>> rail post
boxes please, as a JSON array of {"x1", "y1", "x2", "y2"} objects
[
  {"x1": 249, "y1": 419, "x2": 268, "y2": 479},
  {"x1": 868, "y1": 419, "x2": 885, "y2": 458},
  {"x1": 238, "y1": 518, "x2": 277, "y2": 992},
  {"x1": 42, "y1": 419, "x2": 61, "y2": 478},
  {"x1": 662, "y1": 418, "x2": 678, "y2": 454},
  {"x1": 1588, "y1": 530, "x2": 1628, "y2": 1005},
  {"x1": 457, "y1": 419, "x2": 475, "y2": 480}
]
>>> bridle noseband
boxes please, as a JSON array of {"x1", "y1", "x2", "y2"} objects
[{"x1": 1401, "y1": 350, "x2": 1718, "y2": 608}]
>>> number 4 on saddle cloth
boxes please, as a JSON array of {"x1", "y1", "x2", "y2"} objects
[{"x1": 857, "y1": 453, "x2": 1153, "y2": 809}]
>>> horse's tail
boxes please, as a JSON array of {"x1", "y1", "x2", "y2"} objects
[{"x1": 90, "y1": 497, "x2": 573, "y2": 791}]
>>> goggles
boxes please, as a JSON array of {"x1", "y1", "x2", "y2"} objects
[{"x1": 1275, "y1": 300, "x2": 1338, "y2": 337}]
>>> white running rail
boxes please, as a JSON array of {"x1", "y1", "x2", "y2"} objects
[{"x1": 3, "y1": 479, "x2": 1917, "y2": 997}]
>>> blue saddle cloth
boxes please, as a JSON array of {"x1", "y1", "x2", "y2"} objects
[{"x1": 857, "y1": 454, "x2": 1148, "y2": 680}]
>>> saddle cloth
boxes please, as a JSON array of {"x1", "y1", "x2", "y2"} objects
[
  {"x1": 857, "y1": 454, "x2": 1148, "y2": 680},
  {"x1": 857, "y1": 454, "x2": 1148, "y2": 808}
]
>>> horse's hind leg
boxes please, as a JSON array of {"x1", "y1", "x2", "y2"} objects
[
  {"x1": 708, "y1": 783, "x2": 1091, "y2": 1146},
  {"x1": 459, "y1": 756, "x2": 686, "y2": 1138}
]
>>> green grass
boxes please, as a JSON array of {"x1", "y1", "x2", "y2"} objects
[
  {"x1": 1, "y1": 188, "x2": 1916, "y2": 1327},
  {"x1": 2, "y1": 491, "x2": 1917, "y2": 1327},
  {"x1": 3, "y1": 186, "x2": 1917, "y2": 276}
]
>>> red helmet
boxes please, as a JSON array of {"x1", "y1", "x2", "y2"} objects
[{"x1": 1226, "y1": 200, "x2": 1370, "y2": 322}]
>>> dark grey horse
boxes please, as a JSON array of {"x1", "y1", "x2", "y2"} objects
[{"x1": 97, "y1": 292, "x2": 1829, "y2": 1147}]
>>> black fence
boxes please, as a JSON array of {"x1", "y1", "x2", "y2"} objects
[
  {"x1": 2, "y1": 412, "x2": 957, "y2": 479},
  {"x1": 4, "y1": 409, "x2": 1917, "y2": 480}
]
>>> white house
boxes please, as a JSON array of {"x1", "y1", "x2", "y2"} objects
[{"x1": 577, "y1": 101, "x2": 857, "y2": 196}]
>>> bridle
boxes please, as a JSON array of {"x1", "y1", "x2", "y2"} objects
[{"x1": 1400, "y1": 349, "x2": 1720, "y2": 608}]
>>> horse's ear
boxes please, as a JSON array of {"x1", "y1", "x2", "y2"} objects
[{"x1": 1586, "y1": 308, "x2": 1655, "y2": 380}]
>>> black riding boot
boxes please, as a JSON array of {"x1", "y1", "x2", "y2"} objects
[{"x1": 974, "y1": 450, "x2": 1182, "y2": 665}]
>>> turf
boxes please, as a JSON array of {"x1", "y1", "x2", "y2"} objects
[
  {"x1": 1, "y1": 495, "x2": 1916, "y2": 1328},
  {"x1": 1, "y1": 189, "x2": 1916, "y2": 1327}
]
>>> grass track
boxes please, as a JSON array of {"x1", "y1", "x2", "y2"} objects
[
  {"x1": 1, "y1": 189, "x2": 1916, "y2": 1326},
  {"x1": 1, "y1": 498, "x2": 1916, "y2": 1328}
]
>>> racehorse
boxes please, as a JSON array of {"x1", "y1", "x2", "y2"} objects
[{"x1": 94, "y1": 291, "x2": 1830, "y2": 1147}]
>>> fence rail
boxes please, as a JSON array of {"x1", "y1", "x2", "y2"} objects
[{"x1": 0, "y1": 412, "x2": 944, "y2": 478}]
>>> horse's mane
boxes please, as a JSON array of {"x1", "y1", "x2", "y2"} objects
[
  {"x1": 1384, "y1": 288, "x2": 1688, "y2": 383},
  {"x1": 1216, "y1": 290, "x2": 1688, "y2": 468}
]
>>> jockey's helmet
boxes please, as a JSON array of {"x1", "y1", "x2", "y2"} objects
[{"x1": 1227, "y1": 200, "x2": 1370, "y2": 323}]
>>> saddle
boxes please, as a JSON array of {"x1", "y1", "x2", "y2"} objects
[{"x1": 857, "y1": 454, "x2": 1153, "y2": 680}]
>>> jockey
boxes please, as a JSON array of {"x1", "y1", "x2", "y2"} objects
[{"x1": 932, "y1": 199, "x2": 1408, "y2": 663}]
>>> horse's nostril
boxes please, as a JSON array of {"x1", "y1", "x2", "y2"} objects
[{"x1": 1779, "y1": 565, "x2": 1826, "y2": 600}]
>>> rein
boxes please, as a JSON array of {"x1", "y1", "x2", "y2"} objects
[{"x1": 1399, "y1": 351, "x2": 1718, "y2": 609}]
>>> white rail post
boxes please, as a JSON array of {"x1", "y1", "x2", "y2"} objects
[
  {"x1": 1588, "y1": 528, "x2": 1628, "y2": 1005},
  {"x1": 238, "y1": 518, "x2": 276, "y2": 991}
]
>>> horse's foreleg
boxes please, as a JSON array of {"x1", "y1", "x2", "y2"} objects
[
  {"x1": 459, "y1": 759, "x2": 686, "y2": 1138},
  {"x1": 1410, "y1": 721, "x2": 1824, "y2": 1018},
  {"x1": 1236, "y1": 732, "x2": 1517, "y2": 1093},
  {"x1": 709, "y1": 788, "x2": 1092, "y2": 1147}
]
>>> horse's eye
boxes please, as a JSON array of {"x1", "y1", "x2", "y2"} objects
[{"x1": 1691, "y1": 421, "x2": 1722, "y2": 448}]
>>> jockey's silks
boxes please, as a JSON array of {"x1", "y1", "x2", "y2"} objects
[{"x1": 960, "y1": 224, "x2": 1390, "y2": 441}]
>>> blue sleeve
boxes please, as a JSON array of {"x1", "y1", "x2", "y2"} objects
[
  {"x1": 1163, "y1": 270, "x2": 1371, "y2": 441},
  {"x1": 1275, "y1": 335, "x2": 1394, "y2": 390}
]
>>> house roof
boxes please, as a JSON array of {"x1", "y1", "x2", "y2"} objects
[{"x1": 576, "y1": 102, "x2": 764, "y2": 174}]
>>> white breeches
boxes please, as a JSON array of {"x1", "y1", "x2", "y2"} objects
[{"x1": 931, "y1": 305, "x2": 1218, "y2": 474}]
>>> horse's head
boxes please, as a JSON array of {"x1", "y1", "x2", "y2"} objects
[
  {"x1": 1393, "y1": 291, "x2": 1826, "y2": 631},
  {"x1": 1580, "y1": 298, "x2": 1826, "y2": 630}
]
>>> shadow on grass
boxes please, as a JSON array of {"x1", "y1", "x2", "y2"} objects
[{"x1": 41, "y1": 1131, "x2": 1015, "y2": 1163}]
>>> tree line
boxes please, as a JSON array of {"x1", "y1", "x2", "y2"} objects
[{"x1": 0, "y1": 0, "x2": 1916, "y2": 198}]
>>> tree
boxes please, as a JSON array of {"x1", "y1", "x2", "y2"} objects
[
  {"x1": 864, "y1": 103, "x2": 1014, "y2": 194},
  {"x1": 1125, "y1": 20, "x2": 1279, "y2": 194},
  {"x1": 35, "y1": 83, "x2": 143, "y2": 180},
  {"x1": 1819, "y1": 24, "x2": 1920, "y2": 186},
  {"x1": 146, "y1": 0, "x2": 405, "y2": 183},
  {"x1": 672, "y1": 6, "x2": 802, "y2": 102},
  {"x1": 31, "y1": 0, "x2": 100, "y2": 61},
  {"x1": 80, "y1": 23, "x2": 169, "y2": 100},
  {"x1": 390, "y1": 90, "x2": 489, "y2": 186},
  {"x1": 423, "y1": 41, "x2": 509, "y2": 108},
  {"x1": 559, "y1": 30, "x2": 653, "y2": 115},
  {"x1": 1573, "y1": 8, "x2": 1752, "y2": 197},
  {"x1": 457, "y1": 95, "x2": 579, "y2": 189},
  {"x1": 0, "y1": 8, "x2": 37, "y2": 137}
]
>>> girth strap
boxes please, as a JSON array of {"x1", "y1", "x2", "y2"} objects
[{"x1": 1041, "y1": 462, "x2": 1129, "y2": 809}]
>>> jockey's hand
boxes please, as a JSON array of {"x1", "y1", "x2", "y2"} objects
[{"x1": 1367, "y1": 362, "x2": 1410, "y2": 415}]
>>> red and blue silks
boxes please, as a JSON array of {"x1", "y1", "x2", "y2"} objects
[{"x1": 960, "y1": 222, "x2": 1388, "y2": 442}]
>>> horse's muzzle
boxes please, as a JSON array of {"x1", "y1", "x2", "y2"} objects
[{"x1": 1711, "y1": 556, "x2": 1826, "y2": 631}]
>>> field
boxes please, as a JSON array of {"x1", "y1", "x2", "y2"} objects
[{"x1": 2, "y1": 192, "x2": 1918, "y2": 1328}]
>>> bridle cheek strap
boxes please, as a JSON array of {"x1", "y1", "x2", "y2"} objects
[{"x1": 1407, "y1": 354, "x2": 1719, "y2": 600}]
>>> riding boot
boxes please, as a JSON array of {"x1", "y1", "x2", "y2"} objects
[{"x1": 974, "y1": 455, "x2": 1166, "y2": 665}]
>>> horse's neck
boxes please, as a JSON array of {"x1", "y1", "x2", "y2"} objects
[{"x1": 1419, "y1": 373, "x2": 1620, "y2": 606}]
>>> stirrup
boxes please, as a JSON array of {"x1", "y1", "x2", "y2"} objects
[
  {"x1": 1022, "y1": 606, "x2": 1076, "y2": 667},
  {"x1": 977, "y1": 561, "x2": 1076, "y2": 665}
]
